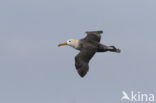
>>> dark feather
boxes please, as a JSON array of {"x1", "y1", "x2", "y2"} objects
[
  {"x1": 75, "y1": 44, "x2": 97, "y2": 77},
  {"x1": 85, "y1": 30, "x2": 103, "y2": 42},
  {"x1": 73, "y1": 30, "x2": 120, "y2": 77}
]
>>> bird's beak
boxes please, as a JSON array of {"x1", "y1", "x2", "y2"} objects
[{"x1": 58, "y1": 41, "x2": 68, "y2": 47}]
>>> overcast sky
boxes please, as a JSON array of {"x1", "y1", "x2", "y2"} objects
[{"x1": 0, "y1": 0, "x2": 156, "y2": 103}]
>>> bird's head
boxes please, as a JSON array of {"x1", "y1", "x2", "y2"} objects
[{"x1": 58, "y1": 39, "x2": 79, "y2": 49}]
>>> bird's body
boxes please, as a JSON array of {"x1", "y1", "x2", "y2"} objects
[{"x1": 58, "y1": 30, "x2": 120, "y2": 77}]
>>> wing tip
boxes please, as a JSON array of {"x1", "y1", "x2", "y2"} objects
[
  {"x1": 79, "y1": 73, "x2": 87, "y2": 78},
  {"x1": 97, "y1": 30, "x2": 103, "y2": 34},
  {"x1": 77, "y1": 69, "x2": 88, "y2": 78},
  {"x1": 86, "y1": 30, "x2": 103, "y2": 34}
]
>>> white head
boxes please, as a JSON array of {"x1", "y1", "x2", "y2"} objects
[{"x1": 58, "y1": 39, "x2": 79, "y2": 49}]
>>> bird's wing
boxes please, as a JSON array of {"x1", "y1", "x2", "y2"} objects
[
  {"x1": 85, "y1": 30, "x2": 103, "y2": 42},
  {"x1": 75, "y1": 47, "x2": 96, "y2": 77}
]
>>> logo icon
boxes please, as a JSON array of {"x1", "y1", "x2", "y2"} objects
[
  {"x1": 121, "y1": 91, "x2": 155, "y2": 102},
  {"x1": 121, "y1": 91, "x2": 131, "y2": 101}
]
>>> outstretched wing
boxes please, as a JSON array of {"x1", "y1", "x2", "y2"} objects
[
  {"x1": 75, "y1": 47, "x2": 96, "y2": 77},
  {"x1": 85, "y1": 30, "x2": 103, "y2": 42}
]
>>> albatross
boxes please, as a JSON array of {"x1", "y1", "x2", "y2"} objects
[{"x1": 58, "y1": 30, "x2": 120, "y2": 77}]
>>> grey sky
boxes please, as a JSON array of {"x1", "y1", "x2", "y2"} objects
[{"x1": 0, "y1": 0, "x2": 156, "y2": 103}]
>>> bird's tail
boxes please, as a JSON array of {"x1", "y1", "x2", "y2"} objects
[{"x1": 110, "y1": 46, "x2": 121, "y2": 53}]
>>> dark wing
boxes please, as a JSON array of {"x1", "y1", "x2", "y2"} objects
[
  {"x1": 85, "y1": 30, "x2": 103, "y2": 42},
  {"x1": 75, "y1": 47, "x2": 96, "y2": 77}
]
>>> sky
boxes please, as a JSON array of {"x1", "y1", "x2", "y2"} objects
[{"x1": 0, "y1": 0, "x2": 156, "y2": 103}]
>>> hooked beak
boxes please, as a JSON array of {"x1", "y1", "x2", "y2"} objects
[{"x1": 58, "y1": 41, "x2": 67, "y2": 47}]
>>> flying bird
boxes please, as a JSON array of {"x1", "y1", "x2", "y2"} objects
[{"x1": 58, "y1": 30, "x2": 120, "y2": 77}]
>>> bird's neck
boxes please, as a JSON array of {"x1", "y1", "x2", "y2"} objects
[{"x1": 73, "y1": 40, "x2": 80, "y2": 50}]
